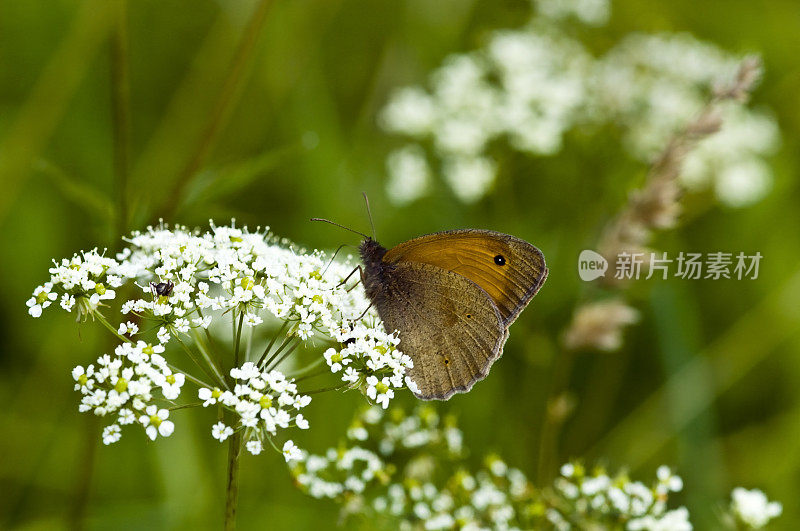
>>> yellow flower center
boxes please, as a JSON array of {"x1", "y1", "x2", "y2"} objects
[
  {"x1": 114, "y1": 378, "x2": 128, "y2": 393},
  {"x1": 78, "y1": 375, "x2": 88, "y2": 386},
  {"x1": 150, "y1": 415, "x2": 162, "y2": 427},
  {"x1": 240, "y1": 277, "x2": 255, "y2": 290},
  {"x1": 143, "y1": 345, "x2": 154, "y2": 356},
  {"x1": 95, "y1": 283, "x2": 106, "y2": 295},
  {"x1": 259, "y1": 395, "x2": 273, "y2": 409},
  {"x1": 211, "y1": 388, "x2": 222, "y2": 399},
  {"x1": 166, "y1": 374, "x2": 176, "y2": 385},
  {"x1": 376, "y1": 382, "x2": 389, "y2": 394},
  {"x1": 36, "y1": 291, "x2": 49, "y2": 304}
]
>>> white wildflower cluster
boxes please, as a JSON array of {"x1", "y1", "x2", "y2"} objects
[
  {"x1": 595, "y1": 33, "x2": 780, "y2": 207},
  {"x1": 534, "y1": 0, "x2": 610, "y2": 26},
  {"x1": 27, "y1": 222, "x2": 415, "y2": 406},
  {"x1": 293, "y1": 405, "x2": 534, "y2": 528},
  {"x1": 381, "y1": 28, "x2": 590, "y2": 204},
  {"x1": 325, "y1": 322, "x2": 417, "y2": 409},
  {"x1": 381, "y1": 0, "x2": 778, "y2": 208},
  {"x1": 552, "y1": 462, "x2": 689, "y2": 530},
  {"x1": 28, "y1": 222, "x2": 418, "y2": 449},
  {"x1": 71, "y1": 341, "x2": 185, "y2": 445},
  {"x1": 729, "y1": 487, "x2": 782, "y2": 529},
  {"x1": 292, "y1": 406, "x2": 462, "y2": 504},
  {"x1": 199, "y1": 362, "x2": 311, "y2": 458},
  {"x1": 291, "y1": 405, "x2": 715, "y2": 530},
  {"x1": 112, "y1": 222, "x2": 368, "y2": 343},
  {"x1": 26, "y1": 249, "x2": 118, "y2": 318}
]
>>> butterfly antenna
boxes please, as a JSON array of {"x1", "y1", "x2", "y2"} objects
[
  {"x1": 310, "y1": 218, "x2": 370, "y2": 240},
  {"x1": 362, "y1": 192, "x2": 377, "y2": 240}
]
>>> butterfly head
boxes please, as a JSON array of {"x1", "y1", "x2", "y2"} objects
[{"x1": 359, "y1": 237, "x2": 387, "y2": 268}]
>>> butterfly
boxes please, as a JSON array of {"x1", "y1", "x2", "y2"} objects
[{"x1": 314, "y1": 205, "x2": 547, "y2": 400}]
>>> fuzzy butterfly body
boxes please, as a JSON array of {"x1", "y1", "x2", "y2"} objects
[{"x1": 360, "y1": 230, "x2": 547, "y2": 400}]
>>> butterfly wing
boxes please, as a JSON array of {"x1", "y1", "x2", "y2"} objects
[
  {"x1": 376, "y1": 260, "x2": 507, "y2": 400},
  {"x1": 382, "y1": 230, "x2": 547, "y2": 327}
]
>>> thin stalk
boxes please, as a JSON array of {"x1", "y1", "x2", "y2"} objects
[
  {"x1": 168, "y1": 401, "x2": 204, "y2": 411},
  {"x1": 93, "y1": 310, "x2": 132, "y2": 343},
  {"x1": 175, "y1": 334, "x2": 225, "y2": 388},
  {"x1": 256, "y1": 321, "x2": 288, "y2": 367},
  {"x1": 167, "y1": 363, "x2": 213, "y2": 389},
  {"x1": 224, "y1": 429, "x2": 242, "y2": 531},
  {"x1": 233, "y1": 312, "x2": 244, "y2": 369},
  {"x1": 191, "y1": 329, "x2": 228, "y2": 388},
  {"x1": 196, "y1": 307, "x2": 227, "y2": 376},
  {"x1": 245, "y1": 324, "x2": 253, "y2": 361},
  {"x1": 291, "y1": 358, "x2": 327, "y2": 381},
  {"x1": 260, "y1": 334, "x2": 295, "y2": 369},
  {"x1": 265, "y1": 340, "x2": 300, "y2": 372},
  {"x1": 302, "y1": 383, "x2": 349, "y2": 395}
]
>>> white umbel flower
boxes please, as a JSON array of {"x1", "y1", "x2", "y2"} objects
[
  {"x1": 730, "y1": 487, "x2": 782, "y2": 528},
  {"x1": 139, "y1": 406, "x2": 174, "y2": 440}
]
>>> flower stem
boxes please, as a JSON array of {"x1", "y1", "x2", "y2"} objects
[
  {"x1": 175, "y1": 334, "x2": 225, "y2": 388},
  {"x1": 260, "y1": 333, "x2": 295, "y2": 369},
  {"x1": 233, "y1": 311, "x2": 244, "y2": 369},
  {"x1": 291, "y1": 357, "x2": 326, "y2": 381},
  {"x1": 265, "y1": 339, "x2": 300, "y2": 372},
  {"x1": 166, "y1": 363, "x2": 212, "y2": 388},
  {"x1": 191, "y1": 328, "x2": 228, "y2": 387},
  {"x1": 93, "y1": 310, "x2": 132, "y2": 343},
  {"x1": 224, "y1": 428, "x2": 242, "y2": 531},
  {"x1": 301, "y1": 382, "x2": 349, "y2": 395},
  {"x1": 256, "y1": 320, "x2": 288, "y2": 367},
  {"x1": 168, "y1": 401, "x2": 203, "y2": 411}
]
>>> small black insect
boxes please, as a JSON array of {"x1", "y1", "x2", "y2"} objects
[{"x1": 150, "y1": 280, "x2": 174, "y2": 298}]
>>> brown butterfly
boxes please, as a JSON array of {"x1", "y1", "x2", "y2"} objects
[{"x1": 314, "y1": 207, "x2": 547, "y2": 400}]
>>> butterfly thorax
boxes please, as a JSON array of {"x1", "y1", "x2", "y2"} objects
[{"x1": 359, "y1": 238, "x2": 391, "y2": 304}]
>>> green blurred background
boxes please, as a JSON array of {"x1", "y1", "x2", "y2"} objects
[{"x1": 1, "y1": 0, "x2": 799, "y2": 529}]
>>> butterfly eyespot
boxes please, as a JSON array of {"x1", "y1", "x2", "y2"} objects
[
  {"x1": 444, "y1": 358, "x2": 450, "y2": 365},
  {"x1": 494, "y1": 255, "x2": 506, "y2": 266},
  {"x1": 466, "y1": 313, "x2": 472, "y2": 319}
]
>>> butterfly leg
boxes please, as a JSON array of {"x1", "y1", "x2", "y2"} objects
[
  {"x1": 354, "y1": 301, "x2": 374, "y2": 321},
  {"x1": 336, "y1": 265, "x2": 361, "y2": 287}
]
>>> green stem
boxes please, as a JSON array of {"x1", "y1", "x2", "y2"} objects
[
  {"x1": 291, "y1": 358, "x2": 326, "y2": 381},
  {"x1": 233, "y1": 312, "x2": 244, "y2": 369},
  {"x1": 93, "y1": 310, "x2": 132, "y2": 343},
  {"x1": 167, "y1": 363, "x2": 212, "y2": 389},
  {"x1": 260, "y1": 334, "x2": 295, "y2": 370},
  {"x1": 256, "y1": 321, "x2": 289, "y2": 367},
  {"x1": 196, "y1": 307, "x2": 227, "y2": 375},
  {"x1": 224, "y1": 429, "x2": 242, "y2": 531},
  {"x1": 168, "y1": 401, "x2": 203, "y2": 411},
  {"x1": 301, "y1": 382, "x2": 349, "y2": 395},
  {"x1": 265, "y1": 340, "x2": 299, "y2": 372},
  {"x1": 175, "y1": 334, "x2": 225, "y2": 388},
  {"x1": 192, "y1": 328, "x2": 228, "y2": 388}
]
